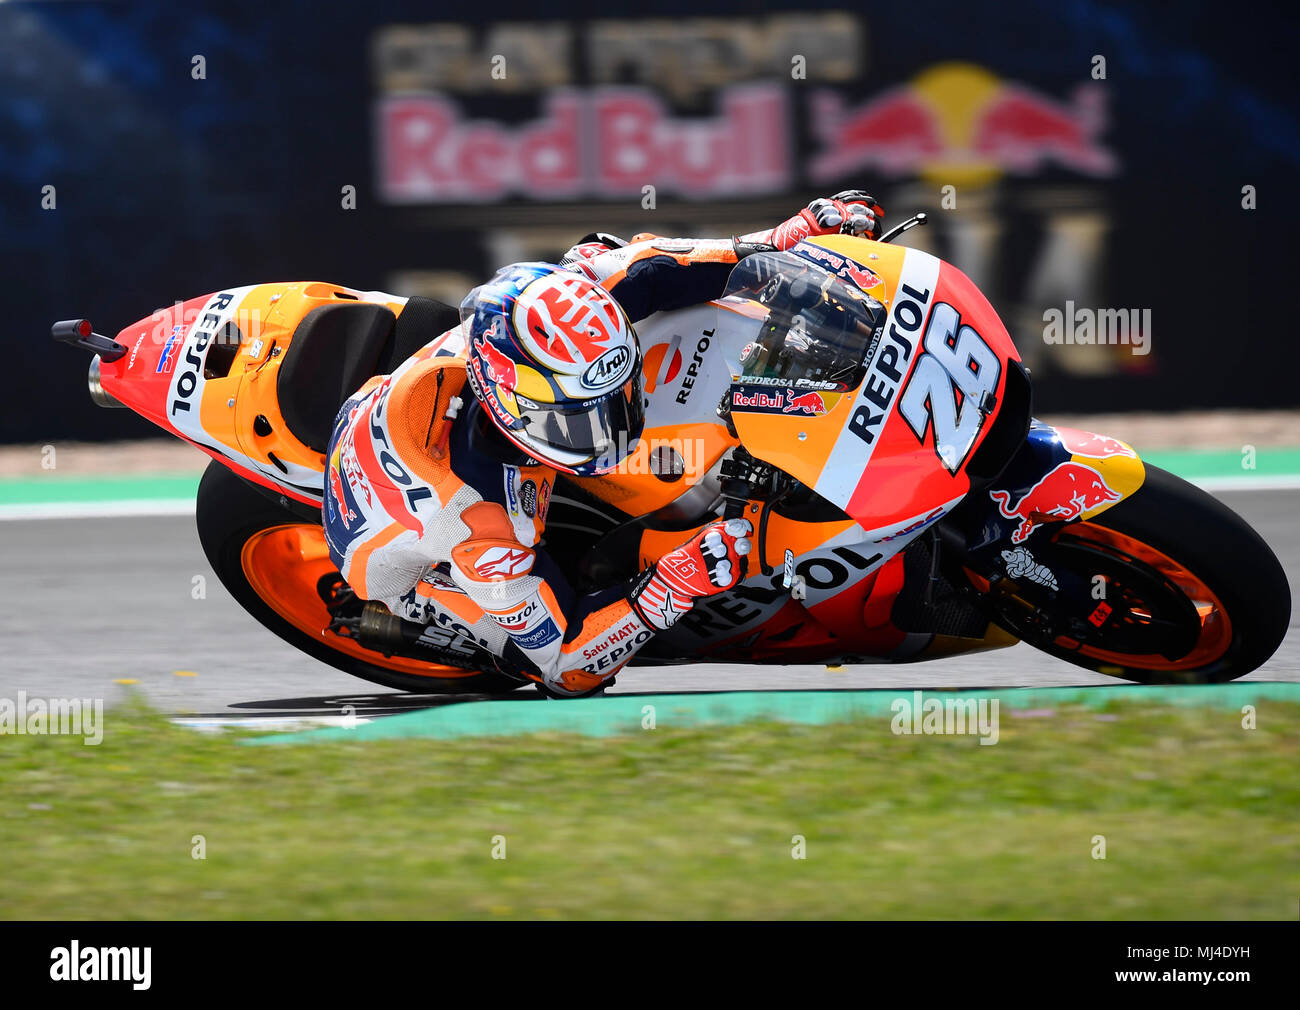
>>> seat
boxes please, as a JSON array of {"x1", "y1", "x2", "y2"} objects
[
  {"x1": 276, "y1": 297, "x2": 463, "y2": 454},
  {"x1": 277, "y1": 303, "x2": 396, "y2": 453}
]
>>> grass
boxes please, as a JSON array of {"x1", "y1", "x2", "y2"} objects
[{"x1": 1, "y1": 697, "x2": 1297, "y2": 920}]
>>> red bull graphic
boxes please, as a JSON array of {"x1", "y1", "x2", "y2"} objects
[
  {"x1": 810, "y1": 63, "x2": 1116, "y2": 186},
  {"x1": 784, "y1": 389, "x2": 830, "y2": 415},
  {"x1": 989, "y1": 462, "x2": 1122, "y2": 544},
  {"x1": 326, "y1": 455, "x2": 359, "y2": 530},
  {"x1": 1055, "y1": 426, "x2": 1137, "y2": 459},
  {"x1": 793, "y1": 241, "x2": 884, "y2": 293},
  {"x1": 475, "y1": 334, "x2": 518, "y2": 390}
]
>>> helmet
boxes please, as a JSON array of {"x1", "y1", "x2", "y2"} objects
[{"x1": 461, "y1": 263, "x2": 645, "y2": 475}]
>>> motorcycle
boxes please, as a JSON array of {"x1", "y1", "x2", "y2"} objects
[{"x1": 53, "y1": 215, "x2": 1291, "y2": 693}]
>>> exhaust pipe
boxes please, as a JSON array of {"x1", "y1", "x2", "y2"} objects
[{"x1": 87, "y1": 355, "x2": 125, "y2": 408}]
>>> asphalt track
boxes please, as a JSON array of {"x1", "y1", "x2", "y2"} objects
[{"x1": 1, "y1": 488, "x2": 1296, "y2": 721}]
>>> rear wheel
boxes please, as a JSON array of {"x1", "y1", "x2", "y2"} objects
[
  {"x1": 969, "y1": 465, "x2": 1290, "y2": 683},
  {"x1": 195, "y1": 461, "x2": 522, "y2": 694}
]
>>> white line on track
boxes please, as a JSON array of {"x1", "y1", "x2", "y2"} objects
[{"x1": 0, "y1": 499, "x2": 197, "y2": 521}]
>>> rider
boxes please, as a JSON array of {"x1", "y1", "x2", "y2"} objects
[{"x1": 323, "y1": 192, "x2": 884, "y2": 697}]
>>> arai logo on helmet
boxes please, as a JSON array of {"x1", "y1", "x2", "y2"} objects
[{"x1": 580, "y1": 345, "x2": 632, "y2": 391}]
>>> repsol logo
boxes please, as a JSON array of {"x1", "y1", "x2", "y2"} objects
[
  {"x1": 678, "y1": 545, "x2": 883, "y2": 638},
  {"x1": 369, "y1": 383, "x2": 433, "y2": 512},
  {"x1": 847, "y1": 283, "x2": 932, "y2": 446},
  {"x1": 169, "y1": 292, "x2": 235, "y2": 415},
  {"x1": 674, "y1": 330, "x2": 713, "y2": 404}
]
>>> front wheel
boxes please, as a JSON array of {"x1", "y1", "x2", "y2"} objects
[
  {"x1": 967, "y1": 465, "x2": 1290, "y2": 683},
  {"x1": 195, "y1": 461, "x2": 523, "y2": 694}
]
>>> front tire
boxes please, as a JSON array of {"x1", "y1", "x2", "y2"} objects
[
  {"x1": 971, "y1": 465, "x2": 1290, "y2": 683},
  {"x1": 195, "y1": 461, "x2": 523, "y2": 694}
]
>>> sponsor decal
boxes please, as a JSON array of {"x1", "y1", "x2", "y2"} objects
[
  {"x1": 730, "y1": 385, "x2": 839, "y2": 415},
  {"x1": 1055, "y1": 426, "x2": 1137, "y2": 460},
  {"x1": 475, "y1": 333, "x2": 518, "y2": 389},
  {"x1": 127, "y1": 333, "x2": 146, "y2": 370},
  {"x1": 1087, "y1": 601, "x2": 1113, "y2": 627},
  {"x1": 1001, "y1": 546, "x2": 1059, "y2": 590},
  {"x1": 536, "y1": 479, "x2": 552, "y2": 522},
  {"x1": 503, "y1": 464, "x2": 522, "y2": 515},
  {"x1": 674, "y1": 330, "x2": 713, "y2": 405},
  {"x1": 783, "y1": 388, "x2": 833, "y2": 415},
  {"x1": 491, "y1": 599, "x2": 540, "y2": 631},
  {"x1": 326, "y1": 450, "x2": 360, "y2": 531},
  {"x1": 168, "y1": 292, "x2": 236, "y2": 414},
  {"x1": 643, "y1": 338, "x2": 684, "y2": 393},
  {"x1": 581, "y1": 617, "x2": 644, "y2": 661},
  {"x1": 989, "y1": 461, "x2": 1121, "y2": 544},
  {"x1": 875, "y1": 507, "x2": 944, "y2": 543},
  {"x1": 580, "y1": 344, "x2": 631, "y2": 390},
  {"x1": 474, "y1": 545, "x2": 534, "y2": 578},
  {"x1": 520, "y1": 479, "x2": 538, "y2": 518},
  {"x1": 156, "y1": 324, "x2": 185, "y2": 374},
  {"x1": 792, "y1": 240, "x2": 885, "y2": 293},
  {"x1": 846, "y1": 281, "x2": 931, "y2": 447},
  {"x1": 516, "y1": 617, "x2": 561, "y2": 650}
]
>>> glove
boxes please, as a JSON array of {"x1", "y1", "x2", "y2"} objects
[
  {"x1": 759, "y1": 190, "x2": 885, "y2": 250},
  {"x1": 630, "y1": 518, "x2": 753, "y2": 631}
]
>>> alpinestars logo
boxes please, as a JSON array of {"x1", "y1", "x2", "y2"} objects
[{"x1": 474, "y1": 546, "x2": 534, "y2": 579}]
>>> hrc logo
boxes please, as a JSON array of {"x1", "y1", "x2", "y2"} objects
[{"x1": 156, "y1": 325, "x2": 185, "y2": 374}]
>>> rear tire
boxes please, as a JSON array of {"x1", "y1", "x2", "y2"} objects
[
  {"x1": 195, "y1": 461, "x2": 523, "y2": 694},
  {"x1": 975, "y1": 465, "x2": 1290, "y2": 683}
]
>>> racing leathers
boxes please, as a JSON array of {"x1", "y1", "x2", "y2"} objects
[{"x1": 322, "y1": 194, "x2": 881, "y2": 696}]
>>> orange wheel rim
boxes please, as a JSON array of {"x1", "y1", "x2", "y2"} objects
[
  {"x1": 1049, "y1": 522, "x2": 1233, "y2": 671},
  {"x1": 239, "y1": 524, "x2": 481, "y2": 679}
]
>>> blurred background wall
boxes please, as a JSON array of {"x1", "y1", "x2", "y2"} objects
[{"x1": 1, "y1": 0, "x2": 1296, "y2": 444}]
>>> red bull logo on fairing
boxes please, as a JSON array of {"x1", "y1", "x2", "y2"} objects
[
  {"x1": 1055, "y1": 427, "x2": 1137, "y2": 460},
  {"x1": 783, "y1": 389, "x2": 830, "y2": 415},
  {"x1": 989, "y1": 462, "x2": 1122, "y2": 544}
]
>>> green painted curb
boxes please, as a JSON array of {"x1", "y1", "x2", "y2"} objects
[
  {"x1": 246, "y1": 681, "x2": 1300, "y2": 745},
  {"x1": 0, "y1": 473, "x2": 201, "y2": 505}
]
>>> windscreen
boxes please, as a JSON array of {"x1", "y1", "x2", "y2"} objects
[{"x1": 720, "y1": 251, "x2": 885, "y2": 391}]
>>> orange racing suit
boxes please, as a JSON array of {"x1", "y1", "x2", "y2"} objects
[{"x1": 323, "y1": 236, "x2": 758, "y2": 695}]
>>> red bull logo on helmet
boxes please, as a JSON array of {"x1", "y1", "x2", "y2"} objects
[
  {"x1": 989, "y1": 461, "x2": 1122, "y2": 544},
  {"x1": 810, "y1": 62, "x2": 1117, "y2": 187},
  {"x1": 474, "y1": 334, "x2": 519, "y2": 391}
]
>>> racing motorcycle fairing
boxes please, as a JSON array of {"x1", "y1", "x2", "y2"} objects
[
  {"x1": 953, "y1": 419, "x2": 1145, "y2": 555},
  {"x1": 725, "y1": 236, "x2": 1022, "y2": 539},
  {"x1": 94, "y1": 282, "x2": 422, "y2": 507}
]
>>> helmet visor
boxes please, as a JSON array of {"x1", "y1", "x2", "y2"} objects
[{"x1": 515, "y1": 367, "x2": 645, "y2": 473}]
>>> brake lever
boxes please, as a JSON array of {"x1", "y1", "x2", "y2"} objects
[{"x1": 877, "y1": 212, "x2": 928, "y2": 245}]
